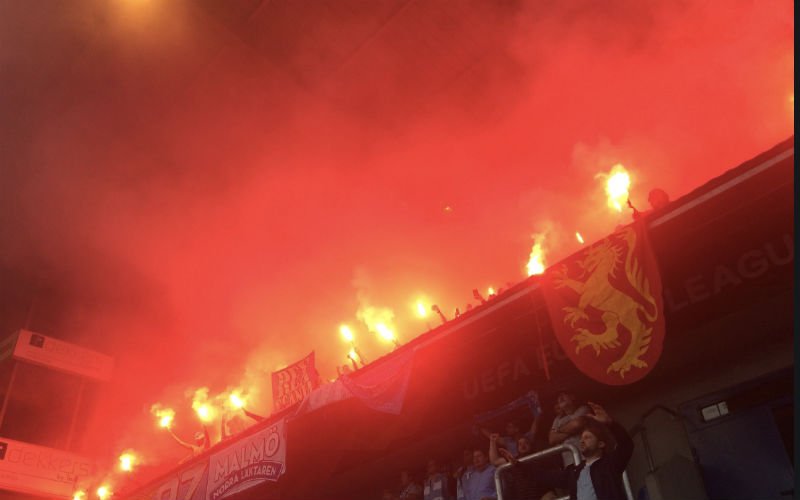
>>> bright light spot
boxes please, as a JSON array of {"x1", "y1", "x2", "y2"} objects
[
  {"x1": 443, "y1": 205, "x2": 453, "y2": 213},
  {"x1": 191, "y1": 388, "x2": 216, "y2": 423},
  {"x1": 415, "y1": 299, "x2": 428, "y2": 318},
  {"x1": 526, "y1": 236, "x2": 546, "y2": 276},
  {"x1": 73, "y1": 490, "x2": 86, "y2": 500},
  {"x1": 375, "y1": 323, "x2": 396, "y2": 343},
  {"x1": 118, "y1": 452, "x2": 136, "y2": 472},
  {"x1": 487, "y1": 287, "x2": 496, "y2": 296},
  {"x1": 150, "y1": 404, "x2": 175, "y2": 429},
  {"x1": 601, "y1": 164, "x2": 631, "y2": 212},
  {"x1": 357, "y1": 304, "x2": 397, "y2": 343},
  {"x1": 347, "y1": 348, "x2": 358, "y2": 361},
  {"x1": 229, "y1": 392, "x2": 245, "y2": 409},
  {"x1": 196, "y1": 404, "x2": 212, "y2": 422},
  {"x1": 96, "y1": 485, "x2": 111, "y2": 500},
  {"x1": 339, "y1": 324, "x2": 354, "y2": 343},
  {"x1": 576, "y1": 232, "x2": 585, "y2": 244}
]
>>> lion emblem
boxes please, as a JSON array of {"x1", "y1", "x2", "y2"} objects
[{"x1": 551, "y1": 226, "x2": 658, "y2": 378}]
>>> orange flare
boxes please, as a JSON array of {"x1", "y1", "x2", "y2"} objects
[
  {"x1": 96, "y1": 485, "x2": 112, "y2": 500},
  {"x1": 376, "y1": 323, "x2": 396, "y2": 343},
  {"x1": 339, "y1": 324, "x2": 354, "y2": 343},
  {"x1": 415, "y1": 299, "x2": 428, "y2": 318},
  {"x1": 526, "y1": 237, "x2": 546, "y2": 276},
  {"x1": 576, "y1": 232, "x2": 585, "y2": 244},
  {"x1": 73, "y1": 490, "x2": 86, "y2": 500},
  {"x1": 602, "y1": 164, "x2": 631, "y2": 212},
  {"x1": 118, "y1": 452, "x2": 136, "y2": 472},
  {"x1": 150, "y1": 404, "x2": 175, "y2": 429},
  {"x1": 488, "y1": 287, "x2": 496, "y2": 296},
  {"x1": 229, "y1": 392, "x2": 245, "y2": 409},
  {"x1": 191, "y1": 388, "x2": 216, "y2": 423}
]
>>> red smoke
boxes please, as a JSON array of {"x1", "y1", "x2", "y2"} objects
[{"x1": 0, "y1": 0, "x2": 792, "y2": 477}]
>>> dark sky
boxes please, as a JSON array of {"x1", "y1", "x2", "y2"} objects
[{"x1": 0, "y1": 0, "x2": 793, "y2": 479}]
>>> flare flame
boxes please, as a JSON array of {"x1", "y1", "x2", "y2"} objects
[
  {"x1": 96, "y1": 485, "x2": 112, "y2": 500},
  {"x1": 118, "y1": 451, "x2": 136, "y2": 472},
  {"x1": 150, "y1": 404, "x2": 175, "y2": 429},
  {"x1": 601, "y1": 163, "x2": 631, "y2": 212},
  {"x1": 526, "y1": 236, "x2": 546, "y2": 276}
]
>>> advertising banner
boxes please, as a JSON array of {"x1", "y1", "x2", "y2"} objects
[
  {"x1": 207, "y1": 419, "x2": 286, "y2": 500},
  {"x1": 13, "y1": 329, "x2": 114, "y2": 381},
  {"x1": 0, "y1": 436, "x2": 95, "y2": 498},
  {"x1": 123, "y1": 419, "x2": 286, "y2": 500}
]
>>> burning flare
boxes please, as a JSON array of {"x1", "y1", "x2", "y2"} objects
[
  {"x1": 96, "y1": 485, "x2": 112, "y2": 500},
  {"x1": 526, "y1": 236, "x2": 546, "y2": 276},
  {"x1": 415, "y1": 299, "x2": 428, "y2": 318},
  {"x1": 487, "y1": 287, "x2": 496, "y2": 296},
  {"x1": 339, "y1": 324, "x2": 354, "y2": 343},
  {"x1": 73, "y1": 490, "x2": 86, "y2": 500},
  {"x1": 576, "y1": 232, "x2": 585, "y2": 244},
  {"x1": 228, "y1": 391, "x2": 246, "y2": 410},
  {"x1": 118, "y1": 451, "x2": 136, "y2": 472},
  {"x1": 191, "y1": 388, "x2": 216, "y2": 423},
  {"x1": 150, "y1": 404, "x2": 175, "y2": 429},
  {"x1": 601, "y1": 163, "x2": 631, "y2": 212},
  {"x1": 375, "y1": 323, "x2": 397, "y2": 344},
  {"x1": 357, "y1": 304, "x2": 398, "y2": 345}
]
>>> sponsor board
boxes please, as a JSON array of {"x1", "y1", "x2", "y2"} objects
[
  {"x1": 0, "y1": 436, "x2": 95, "y2": 498},
  {"x1": 207, "y1": 420, "x2": 286, "y2": 500},
  {"x1": 13, "y1": 330, "x2": 114, "y2": 381}
]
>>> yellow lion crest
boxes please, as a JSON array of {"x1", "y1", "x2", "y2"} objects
[{"x1": 551, "y1": 226, "x2": 658, "y2": 378}]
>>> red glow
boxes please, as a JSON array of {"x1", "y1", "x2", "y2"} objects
[{"x1": 0, "y1": 1, "x2": 790, "y2": 484}]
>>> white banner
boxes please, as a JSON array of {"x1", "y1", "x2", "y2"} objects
[
  {"x1": 13, "y1": 329, "x2": 114, "y2": 381},
  {"x1": 0, "y1": 436, "x2": 95, "y2": 498},
  {"x1": 206, "y1": 419, "x2": 286, "y2": 500}
]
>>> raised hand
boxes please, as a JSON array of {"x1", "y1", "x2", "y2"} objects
[
  {"x1": 499, "y1": 448, "x2": 517, "y2": 464},
  {"x1": 587, "y1": 402, "x2": 612, "y2": 424}
]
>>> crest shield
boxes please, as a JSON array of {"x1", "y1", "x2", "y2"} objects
[{"x1": 541, "y1": 222, "x2": 665, "y2": 385}]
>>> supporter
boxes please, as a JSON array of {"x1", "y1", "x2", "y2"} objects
[
  {"x1": 528, "y1": 402, "x2": 634, "y2": 500},
  {"x1": 543, "y1": 391, "x2": 591, "y2": 500},
  {"x1": 647, "y1": 188, "x2": 669, "y2": 211},
  {"x1": 632, "y1": 188, "x2": 671, "y2": 221},
  {"x1": 399, "y1": 470, "x2": 423, "y2": 500},
  {"x1": 167, "y1": 426, "x2": 210, "y2": 464},
  {"x1": 423, "y1": 458, "x2": 449, "y2": 500},
  {"x1": 549, "y1": 391, "x2": 591, "y2": 466},
  {"x1": 480, "y1": 416, "x2": 539, "y2": 458},
  {"x1": 463, "y1": 449, "x2": 496, "y2": 500},
  {"x1": 454, "y1": 449, "x2": 474, "y2": 500}
]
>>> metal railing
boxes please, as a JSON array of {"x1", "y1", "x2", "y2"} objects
[{"x1": 494, "y1": 443, "x2": 634, "y2": 500}]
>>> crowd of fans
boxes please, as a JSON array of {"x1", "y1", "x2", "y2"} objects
[{"x1": 380, "y1": 391, "x2": 633, "y2": 500}]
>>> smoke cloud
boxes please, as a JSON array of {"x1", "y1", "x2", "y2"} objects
[{"x1": 0, "y1": 0, "x2": 792, "y2": 481}]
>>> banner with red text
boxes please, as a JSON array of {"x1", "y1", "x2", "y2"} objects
[{"x1": 271, "y1": 352, "x2": 320, "y2": 412}]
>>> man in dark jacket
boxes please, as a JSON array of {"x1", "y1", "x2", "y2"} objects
[{"x1": 530, "y1": 402, "x2": 633, "y2": 500}]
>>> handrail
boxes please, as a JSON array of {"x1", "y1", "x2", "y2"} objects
[
  {"x1": 493, "y1": 443, "x2": 634, "y2": 500},
  {"x1": 493, "y1": 443, "x2": 580, "y2": 500}
]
